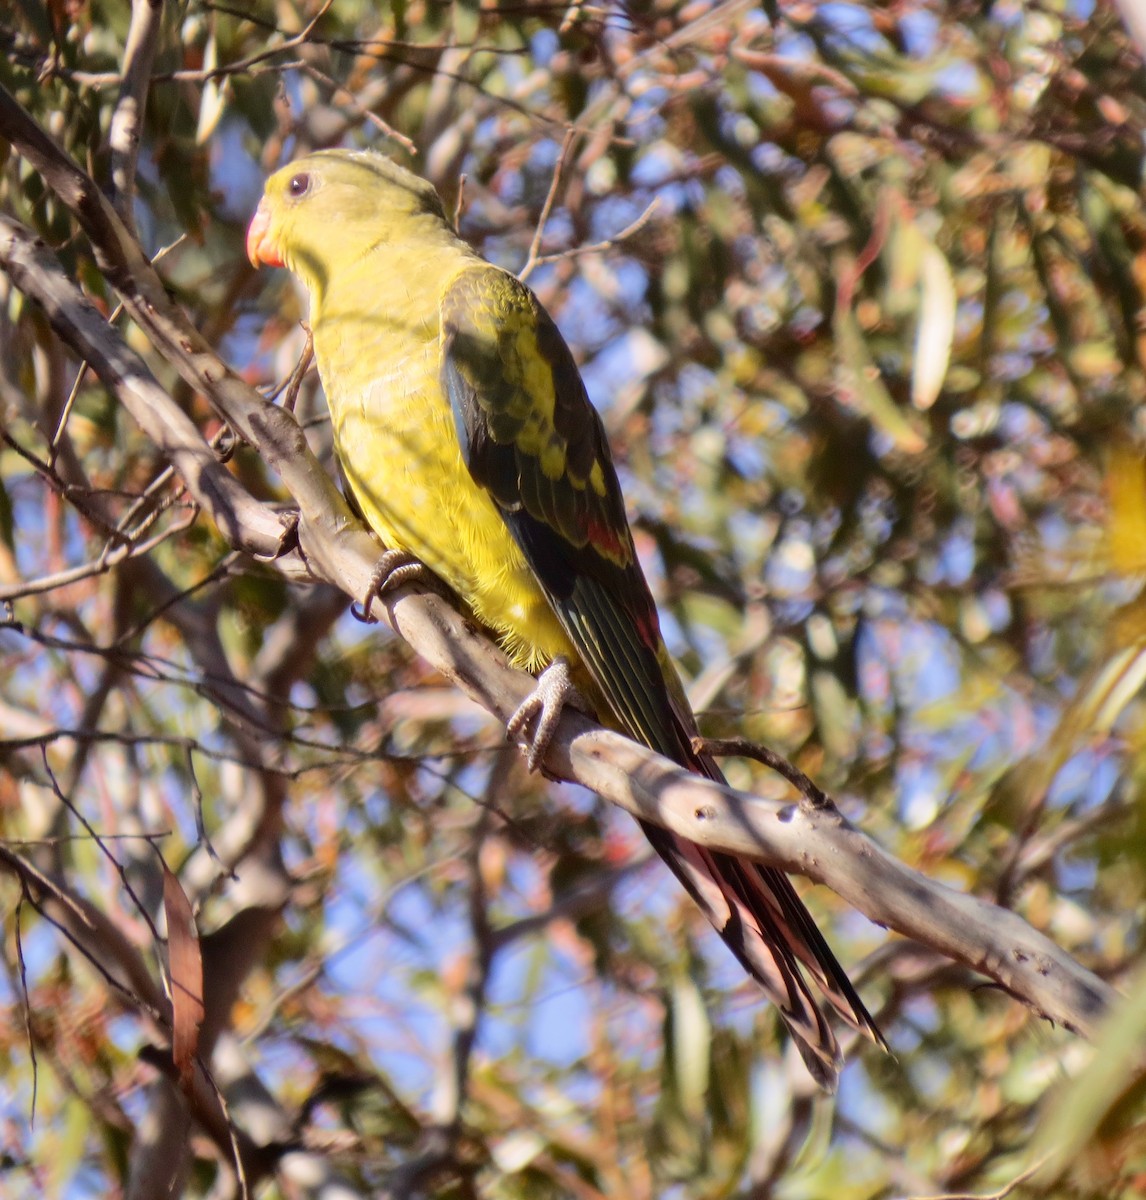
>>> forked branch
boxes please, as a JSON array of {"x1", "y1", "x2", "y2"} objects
[{"x1": 0, "y1": 86, "x2": 1117, "y2": 1046}]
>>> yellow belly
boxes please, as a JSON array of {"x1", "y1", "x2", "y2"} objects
[{"x1": 319, "y1": 326, "x2": 573, "y2": 672}]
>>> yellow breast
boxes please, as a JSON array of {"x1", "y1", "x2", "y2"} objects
[{"x1": 314, "y1": 290, "x2": 573, "y2": 672}]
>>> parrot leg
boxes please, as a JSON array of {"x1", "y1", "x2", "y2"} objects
[
  {"x1": 353, "y1": 549, "x2": 427, "y2": 622},
  {"x1": 507, "y1": 656, "x2": 580, "y2": 772}
]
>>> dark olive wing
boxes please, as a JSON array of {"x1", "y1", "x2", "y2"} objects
[{"x1": 440, "y1": 264, "x2": 695, "y2": 763}]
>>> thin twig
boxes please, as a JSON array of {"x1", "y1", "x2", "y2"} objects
[
  {"x1": 531, "y1": 196, "x2": 660, "y2": 269},
  {"x1": 520, "y1": 127, "x2": 578, "y2": 283},
  {"x1": 10, "y1": 865, "x2": 164, "y2": 1022},
  {"x1": 184, "y1": 745, "x2": 233, "y2": 876},
  {"x1": 692, "y1": 734, "x2": 834, "y2": 810},
  {"x1": 196, "y1": 1056, "x2": 253, "y2": 1200},
  {"x1": 115, "y1": 551, "x2": 240, "y2": 645},
  {"x1": 13, "y1": 892, "x2": 38, "y2": 1127},
  {"x1": 50, "y1": 231, "x2": 190, "y2": 465},
  {"x1": 0, "y1": 505, "x2": 198, "y2": 603},
  {"x1": 267, "y1": 326, "x2": 314, "y2": 413},
  {"x1": 907, "y1": 1155, "x2": 1053, "y2": 1200},
  {"x1": 39, "y1": 751, "x2": 166, "y2": 950},
  {"x1": 299, "y1": 62, "x2": 417, "y2": 153},
  {"x1": 3, "y1": 829, "x2": 170, "y2": 847}
]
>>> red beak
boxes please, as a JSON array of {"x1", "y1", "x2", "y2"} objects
[{"x1": 246, "y1": 200, "x2": 282, "y2": 268}]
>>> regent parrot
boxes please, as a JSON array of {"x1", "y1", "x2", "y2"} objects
[{"x1": 247, "y1": 149, "x2": 883, "y2": 1087}]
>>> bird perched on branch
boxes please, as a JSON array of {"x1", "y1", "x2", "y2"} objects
[{"x1": 247, "y1": 148, "x2": 883, "y2": 1088}]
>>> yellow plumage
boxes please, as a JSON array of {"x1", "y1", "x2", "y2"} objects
[
  {"x1": 248, "y1": 148, "x2": 883, "y2": 1089},
  {"x1": 250, "y1": 152, "x2": 572, "y2": 670}
]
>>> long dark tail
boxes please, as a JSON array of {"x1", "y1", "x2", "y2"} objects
[
  {"x1": 550, "y1": 582, "x2": 885, "y2": 1089},
  {"x1": 640, "y1": 742, "x2": 885, "y2": 1090}
]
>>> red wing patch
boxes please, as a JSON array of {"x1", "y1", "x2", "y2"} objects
[{"x1": 585, "y1": 515, "x2": 631, "y2": 567}]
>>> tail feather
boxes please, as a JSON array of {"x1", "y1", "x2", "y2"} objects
[
  {"x1": 691, "y1": 744, "x2": 888, "y2": 1084},
  {"x1": 657, "y1": 724, "x2": 885, "y2": 1089},
  {"x1": 543, "y1": 578, "x2": 884, "y2": 1087},
  {"x1": 689, "y1": 742, "x2": 883, "y2": 1034},
  {"x1": 639, "y1": 818, "x2": 845, "y2": 1088}
]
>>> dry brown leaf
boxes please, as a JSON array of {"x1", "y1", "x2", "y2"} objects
[{"x1": 162, "y1": 862, "x2": 204, "y2": 1091}]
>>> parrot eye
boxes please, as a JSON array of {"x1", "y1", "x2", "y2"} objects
[{"x1": 287, "y1": 172, "x2": 312, "y2": 198}]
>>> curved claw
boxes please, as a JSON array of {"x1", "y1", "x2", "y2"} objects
[
  {"x1": 352, "y1": 549, "x2": 426, "y2": 623},
  {"x1": 507, "y1": 656, "x2": 579, "y2": 772}
]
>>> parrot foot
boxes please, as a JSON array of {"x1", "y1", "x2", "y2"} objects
[
  {"x1": 353, "y1": 549, "x2": 427, "y2": 623},
  {"x1": 507, "y1": 656, "x2": 579, "y2": 772}
]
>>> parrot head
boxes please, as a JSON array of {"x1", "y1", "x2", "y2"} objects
[{"x1": 246, "y1": 149, "x2": 451, "y2": 293}]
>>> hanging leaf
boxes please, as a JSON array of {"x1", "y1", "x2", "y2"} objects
[
  {"x1": 162, "y1": 861, "x2": 204, "y2": 1091},
  {"x1": 195, "y1": 30, "x2": 225, "y2": 146},
  {"x1": 833, "y1": 302, "x2": 928, "y2": 454},
  {"x1": 670, "y1": 974, "x2": 710, "y2": 1124},
  {"x1": 1031, "y1": 956, "x2": 1146, "y2": 1191},
  {"x1": 1107, "y1": 443, "x2": 1146, "y2": 575},
  {"x1": 912, "y1": 239, "x2": 957, "y2": 410}
]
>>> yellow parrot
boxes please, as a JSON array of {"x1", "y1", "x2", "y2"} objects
[{"x1": 247, "y1": 149, "x2": 883, "y2": 1087}]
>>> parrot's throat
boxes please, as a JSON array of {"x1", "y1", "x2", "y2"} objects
[{"x1": 314, "y1": 232, "x2": 473, "y2": 333}]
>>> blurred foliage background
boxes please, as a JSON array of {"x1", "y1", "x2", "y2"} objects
[{"x1": 1, "y1": 0, "x2": 1146, "y2": 1196}]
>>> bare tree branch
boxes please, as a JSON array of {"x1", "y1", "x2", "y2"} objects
[
  {"x1": 375, "y1": 586, "x2": 1116, "y2": 1039},
  {"x1": 107, "y1": 0, "x2": 164, "y2": 231},
  {"x1": 0, "y1": 215, "x2": 290, "y2": 563},
  {"x1": 0, "y1": 82, "x2": 1116, "y2": 1057}
]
